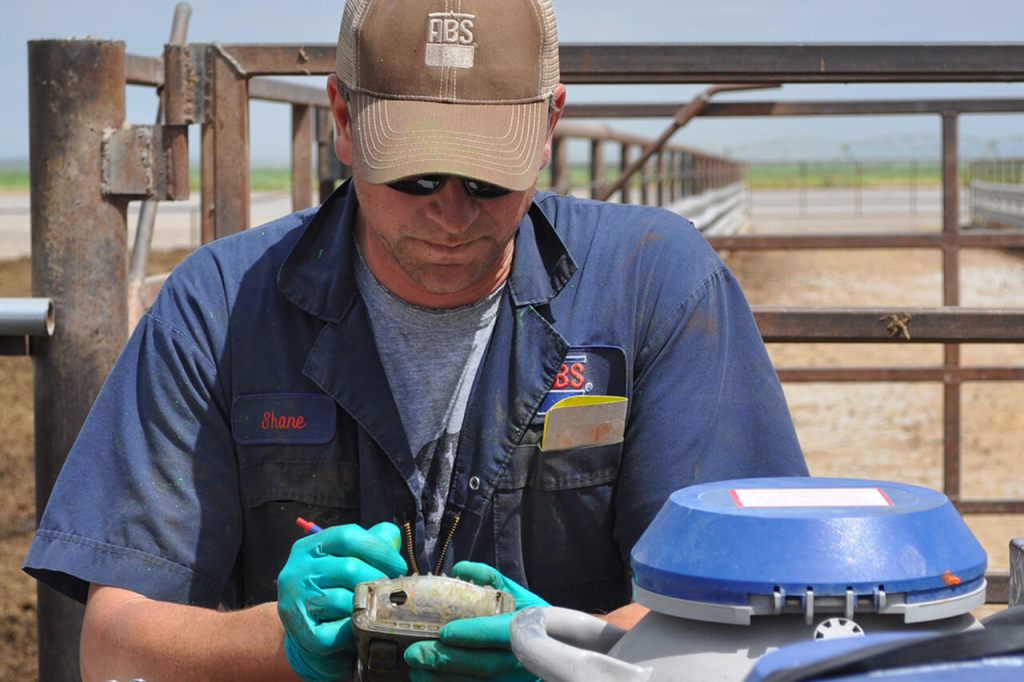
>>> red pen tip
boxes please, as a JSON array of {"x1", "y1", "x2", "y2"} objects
[{"x1": 296, "y1": 517, "x2": 323, "y2": 534}]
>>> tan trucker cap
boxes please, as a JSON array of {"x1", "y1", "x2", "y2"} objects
[{"x1": 336, "y1": 0, "x2": 560, "y2": 191}]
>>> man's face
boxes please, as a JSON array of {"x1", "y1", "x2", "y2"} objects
[
  {"x1": 351, "y1": 173, "x2": 534, "y2": 307},
  {"x1": 327, "y1": 76, "x2": 565, "y2": 309}
]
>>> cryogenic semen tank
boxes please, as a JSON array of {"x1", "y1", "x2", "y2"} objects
[{"x1": 511, "y1": 477, "x2": 989, "y2": 682}]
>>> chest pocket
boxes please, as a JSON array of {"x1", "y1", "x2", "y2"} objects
[
  {"x1": 492, "y1": 437, "x2": 630, "y2": 612},
  {"x1": 230, "y1": 394, "x2": 360, "y2": 606}
]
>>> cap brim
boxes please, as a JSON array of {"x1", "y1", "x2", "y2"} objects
[{"x1": 348, "y1": 91, "x2": 549, "y2": 192}]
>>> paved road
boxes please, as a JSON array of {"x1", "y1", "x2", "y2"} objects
[
  {"x1": 0, "y1": 187, "x2": 975, "y2": 261},
  {"x1": 0, "y1": 191, "x2": 296, "y2": 261}
]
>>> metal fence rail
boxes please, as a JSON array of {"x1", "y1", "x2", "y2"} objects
[
  {"x1": 548, "y1": 121, "x2": 741, "y2": 204},
  {"x1": 971, "y1": 180, "x2": 1024, "y2": 228},
  {"x1": 669, "y1": 182, "x2": 746, "y2": 235},
  {"x1": 971, "y1": 158, "x2": 1024, "y2": 184},
  {"x1": 968, "y1": 159, "x2": 1024, "y2": 227}
]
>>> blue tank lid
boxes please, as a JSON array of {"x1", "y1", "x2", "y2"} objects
[{"x1": 631, "y1": 478, "x2": 986, "y2": 620}]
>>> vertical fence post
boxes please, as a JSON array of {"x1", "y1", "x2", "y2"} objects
[
  {"x1": 590, "y1": 138, "x2": 605, "y2": 200},
  {"x1": 799, "y1": 161, "x2": 808, "y2": 217},
  {"x1": 551, "y1": 136, "x2": 569, "y2": 194},
  {"x1": 201, "y1": 45, "x2": 250, "y2": 242},
  {"x1": 640, "y1": 158, "x2": 651, "y2": 205},
  {"x1": 855, "y1": 161, "x2": 863, "y2": 216},
  {"x1": 656, "y1": 152, "x2": 666, "y2": 207},
  {"x1": 291, "y1": 104, "x2": 314, "y2": 211},
  {"x1": 29, "y1": 39, "x2": 130, "y2": 682},
  {"x1": 671, "y1": 152, "x2": 680, "y2": 202},
  {"x1": 910, "y1": 160, "x2": 918, "y2": 215},
  {"x1": 619, "y1": 143, "x2": 632, "y2": 204},
  {"x1": 315, "y1": 108, "x2": 347, "y2": 202},
  {"x1": 941, "y1": 113, "x2": 962, "y2": 503}
]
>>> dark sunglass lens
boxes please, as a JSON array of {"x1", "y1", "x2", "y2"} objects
[
  {"x1": 464, "y1": 179, "x2": 513, "y2": 198},
  {"x1": 387, "y1": 175, "x2": 511, "y2": 198},
  {"x1": 388, "y1": 175, "x2": 446, "y2": 195}
]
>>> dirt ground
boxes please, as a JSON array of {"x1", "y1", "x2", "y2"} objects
[
  {"x1": 0, "y1": 213, "x2": 1021, "y2": 676},
  {"x1": 733, "y1": 208, "x2": 1024, "y2": 577},
  {"x1": 0, "y1": 249, "x2": 189, "y2": 679}
]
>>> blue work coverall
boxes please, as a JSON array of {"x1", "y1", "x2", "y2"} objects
[{"x1": 25, "y1": 182, "x2": 807, "y2": 614}]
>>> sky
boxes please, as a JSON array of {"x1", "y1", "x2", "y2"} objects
[{"x1": 4, "y1": 0, "x2": 1024, "y2": 164}]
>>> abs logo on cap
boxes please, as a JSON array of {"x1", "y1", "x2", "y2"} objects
[{"x1": 426, "y1": 12, "x2": 476, "y2": 68}]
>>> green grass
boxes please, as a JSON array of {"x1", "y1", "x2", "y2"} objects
[
  {"x1": 0, "y1": 167, "x2": 301, "y2": 193},
  {"x1": 187, "y1": 167, "x2": 297, "y2": 192},
  {"x1": 541, "y1": 161, "x2": 953, "y2": 192},
  {"x1": 0, "y1": 161, "x2": 965, "y2": 194},
  {"x1": 0, "y1": 169, "x2": 29, "y2": 191},
  {"x1": 745, "y1": 161, "x2": 945, "y2": 189},
  {"x1": 537, "y1": 166, "x2": 611, "y2": 190}
]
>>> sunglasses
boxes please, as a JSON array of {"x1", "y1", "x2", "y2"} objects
[{"x1": 387, "y1": 175, "x2": 514, "y2": 199}]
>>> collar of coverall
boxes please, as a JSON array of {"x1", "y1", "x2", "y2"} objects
[{"x1": 277, "y1": 180, "x2": 577, "y2": 323}]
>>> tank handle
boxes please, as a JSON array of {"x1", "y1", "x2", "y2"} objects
[{"x1": 510, "y1": 606, "x2": 653, "y2": 682}]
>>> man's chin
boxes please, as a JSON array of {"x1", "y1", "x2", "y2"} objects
[{"x1": 396, "y1": 267, "x2": 506, "y2": 308}]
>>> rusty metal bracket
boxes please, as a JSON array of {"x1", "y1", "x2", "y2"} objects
[
  {"x1": 164, "y1": 43, "x2": 209, "y2": 124},
  {"x1": 101, "y1": 124, "x2": 189, "y2": 200}
]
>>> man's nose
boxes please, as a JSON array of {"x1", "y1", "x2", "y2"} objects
[{"x1": 425, "y1": 179, "x2": 480, "y2": 234}]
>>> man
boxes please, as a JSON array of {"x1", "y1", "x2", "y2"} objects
[{"x1": 25, "y1": 0, "x2": 807, "y2": 679}]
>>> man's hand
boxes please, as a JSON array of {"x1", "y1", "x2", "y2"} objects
[
  {"x1": 277, "y1": 522, "x2": 407, "y2": 682},
  {"x1": 404, "y1": 561, "x2": 548, "y2": 681}
]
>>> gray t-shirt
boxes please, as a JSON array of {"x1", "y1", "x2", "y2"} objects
[{"x1": 355, "y1": 247, "x2": 503, "y2": 560}]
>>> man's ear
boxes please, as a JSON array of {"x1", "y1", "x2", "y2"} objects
[
  {"x1": 539, "y1": 83, "x2": 567, "y2": 169},
  {"x1": 327, "y1": 74, "x2": 355, "y2": 166}
]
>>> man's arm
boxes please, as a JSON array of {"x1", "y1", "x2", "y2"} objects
[
  {"x1": 80, "y1": 584, "x2": 298, "y2": 682},
  {"x1": 614, "y1": 263, "x2": 807, "y2": 560}
]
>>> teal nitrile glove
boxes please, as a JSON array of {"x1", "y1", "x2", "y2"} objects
[
  {"x1": 404, "y1": 561, "x2": 549, "y2": 681},
  {"x1": 277, "y1": 522, "x2": 407, "y2": 682}
]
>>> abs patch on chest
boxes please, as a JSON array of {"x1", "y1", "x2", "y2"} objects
[
  {"x1": 535, "y1": 346, "x2": 627, "y2": 422},
  {"x1": 232, "y1": 393, "x2": 337, "y2": 445}
]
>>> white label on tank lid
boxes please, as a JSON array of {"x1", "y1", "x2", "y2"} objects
[{"x1": 730, "y1": 487, "x2": 893, "y2": 508}]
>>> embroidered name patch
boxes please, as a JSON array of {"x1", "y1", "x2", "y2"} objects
[
  {"x1": 232, "y1": 394, "x2": 336, "y2": 446},
  {"x1": 425, "y1": 12, "x2": 476, "y2": 68},
  {"x1": 535, "y1": 346, "x2": 628, "y2": 421}
]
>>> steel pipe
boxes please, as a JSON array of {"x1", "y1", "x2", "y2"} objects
[
  {"x1": 201, "y1": 44, "x2": 250, "y2": 241},
  {"x1": 753, "y1": 307, "x2": 1024, "y2": 344},
  {"x1": 125, "y1": 54, "x2": 161, "y2": 86},
  {"x1": 774, "y1": 367, "x2": 1024, "y2": 383},
  {"x1": 0, "y1": 298, "x2": 55, "y2": 337},
  {"x1": 209, "y1": 43, "x2": 1024, "y2": 83},
  {"x1": 30, "y1": 38, "x2": 130, "y2": 682},
  {"x1": 129, "y1": 2, "x2": 192, "y2": 331},
  {"x1": 555, "y1": 122, "x2": 701, "y2": 155},
  {"x1": 250, "y1": 77, "x2": 327, "y2": 107},
  {"x1": 564, "y1": 98, "x2": 1024, "y2": 119},
  {"x1": 708, "y1": 231, "x2": 1024, "y2": 251}
]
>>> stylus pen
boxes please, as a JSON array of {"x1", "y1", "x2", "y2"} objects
[{"x1": 295, "y1": 517, "x2": 323, "y2": 534}]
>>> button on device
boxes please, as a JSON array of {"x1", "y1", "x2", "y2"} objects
[{"x1": 469, "y1": 476, "x2": 481, "y2": 490}]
